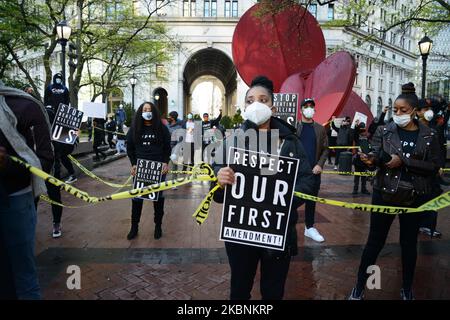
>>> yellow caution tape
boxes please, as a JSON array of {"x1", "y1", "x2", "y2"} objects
[
  {"x1": 192, "y1": 184, "x2": 222, "y2": 225},
  {"x1": 442, "y1": 168, "x2": 450, "y2": 172},
  {"x1": 322, "y1": 170, "x2": 376, "y2": 177},
  {"x1": 11, "y1": 156, "x2": 216, "y2": 203},
  {"x1": 39, "y1": 194, "x2": 95, "y2": 209},
  {"x1": 68, "y1": 155, "x2": 133, "y2": 188}
]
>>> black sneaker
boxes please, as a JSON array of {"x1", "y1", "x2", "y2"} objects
[
  {"x1": 400, "y1": 288, "x2": 415, "y2": 300},
  {"x1": 348, "y1": 287, "x2": 364, "y2": 300},
  {"x1": 154, "y1": 224, "x2": 162, "y2": 239},
  {"x1": 127, "y1": 224, "x2": 138, "y2": 240},
  {"x1": 361, "y1": 189, "x2": 370, "y2": 195}
]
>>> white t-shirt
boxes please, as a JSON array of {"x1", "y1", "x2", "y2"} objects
[{"x1": 185, "y1": 121, "x2": 195, "y2": 143}]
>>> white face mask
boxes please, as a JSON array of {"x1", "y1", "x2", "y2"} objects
[
  {"x1": 243, "y1": 101, "x2": 272, "y2": 126},
  {"x1": 424, "y1": 110, "x2": 434, "y2": 121},
  {"x1": 55, "y1": 78, "x2": 62, "y2": 84},
  {"x1": 302, "y1": 107, "x2": 315, "y2": 119},
  {"x1": 187, "y1": 114, "x2": 193, "y2": 120},
  {"x1": 393, "y1": 113, "x2": 412, "y2": 128},
  {"x1": 142, "y1": 112, "x2": 152, "y2": 120}
]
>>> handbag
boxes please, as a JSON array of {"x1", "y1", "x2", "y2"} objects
[{"x1": 381, "y1": 180, "x2": 417, "y2": 206}]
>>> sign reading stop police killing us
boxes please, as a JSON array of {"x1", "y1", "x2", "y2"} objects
[
  {"x1": 51, "y1": 103, "x2": 83, "y2": 145},
  {"x1": 220, "y1": 147, "x2": 299, "y2": 251},
  {"x1": 133, "y1": 159, "x2": 163, "y2": 201},
  {"x1": 273, "y1": 93, "x2": 298, "y2": 126}
]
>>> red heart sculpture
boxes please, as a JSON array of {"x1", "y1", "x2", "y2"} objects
[
  {"x1": 232, "y1": 2, "x2": 325, "y2": 92},
  {"x1": 280, "y1": 51, "x2": 356, "y2": 125},
  {"x1": 338, "y1": 91, "x2": 374, "y2": 125}
]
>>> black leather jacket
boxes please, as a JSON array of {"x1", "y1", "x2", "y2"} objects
[
  {"x1": 212, "y1": 117, "x2": 315, "y2": 257},
  {"x1": 371, "y1": 120, "x2": 440, "y2": 196}
]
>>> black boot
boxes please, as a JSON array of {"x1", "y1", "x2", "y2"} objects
[
  {"x1": 154, "y1": 224, "x2": 162, "y2": 239},
  {"x1": 361, "y1": 188, "x2": 370, "y2": 195},
  {"x1": 127, "y1": 223, "x2": 139, "y2": 240},
  {"x1": 352, "y1": 187, "x2": 358, "y2": 195}
]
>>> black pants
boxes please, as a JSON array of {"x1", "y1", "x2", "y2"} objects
[
  {"x1": 107, "y1": 134, "x2": 116, "y2": 149},
  {"x1": 356, "y1": 190, "x2": 425, "y2": 292},
  {"x1": 93, "y1": 143, "x2": 106, "y2": 159},
  {"x1": 183, "y1": 142, "x2": 195, "y2": 171},
  {"x1": 335, "y1": 149, "x2": 342, "y2": 165},
  {"x1": 225, "y1": 242, "x2": 291, "y2": 300},
  {"x1": 304, "y1": 175, "x2": 321, "y2": 228},
  {"x1": 131, "y1": 198, "x2": 165, "y2": 226},
  {"x1": 353, "y1": 165, "x2": 368, "y2": 192},
  {"x1": 0, "y1": 228, "x2": 17, "y2": 299},
  {"x1": 60, "y1": 153, "x2": 75, "y2": 176},
  {"x1": 328, "y1": 137, "x2": 336, "y2": 163}
]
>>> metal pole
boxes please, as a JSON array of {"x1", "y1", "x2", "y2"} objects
[
  {"x1": 61, "y1": 41, "x2": 67, "y2": 85},
  {"x1": 421, "y1": 55, "x2": 427, "y2": 99},
  {"x1": 132, "y1": 84, "x2": 135, "y2": 109}
]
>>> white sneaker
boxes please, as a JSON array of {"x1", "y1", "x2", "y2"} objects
[
  {"x1": 333, "y1": 166, "x2": 338, "y2": 171},
  {"x1": 304, "y1": 227, "x2": 325, "y2": 242}
]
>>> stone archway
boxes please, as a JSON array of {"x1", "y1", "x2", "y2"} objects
[
  {"x1": 153, "y1": 87, "x2": 168, "y2": 118},
  {"x1": 183, "y1": 48, "x2": 237, "y2": 117}
]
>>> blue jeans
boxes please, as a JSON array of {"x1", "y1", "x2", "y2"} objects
[{"x1": 0, "y1": 191, "x2": 41, "y2": 299}]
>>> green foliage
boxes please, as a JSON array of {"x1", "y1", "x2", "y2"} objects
[
  {"x1": 219, "y1": 115, "x2": 233, "y2": 129},
  {"x1": 123, "y1": 103, "x2": 135, "y2": 127}
]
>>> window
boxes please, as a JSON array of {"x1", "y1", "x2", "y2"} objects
[
  {"x1": 392, "y1": 54, "x2": 396, "y2": 60},
  {"x1": 388, "y1": 98, "x2": 393, "y2": 118},
  {"x1": 355, "y1": 72, "x2": 360, "y2": 86},
  {"x1": 308, "y1": 4, "x2": 317, "y2": 18},
  {"x1": 365, "y1": 95, "x2": 372, "y2": 109},
  {"x1": 156, "y1": 64, "x2": 166, "y2": 78},
  {"x1": 366, "y1": 76, "x2": 373, "y2": 89},
  {"x1": 400, "y1": 69, "x2": 403, "y2": 80},
  {"x1": 328, "y1": 4, "x2": 334, "y2": 20},
  {"x1": 379, "y1": 79, "x2": 384, "y2": 91},
  {"x1": 408, "y1": 40, "x2": 411, "y2": 51},
  {"x1": 400, "y1": 37, "x2": 405, "y2": 48},
  {"x1": 380, "y1": 63, "x2": 384, "y2": 75},
  {"x1": 204, "y1": 0, "x2": 216, "y2": 17},
  {"x1": 389, "y1": 81, "x2": 394, "y2": 93},
  {"x1": 381, "y1": 50, "x2": 385, "y2": 56},
  {"x1": 232, "y1": 0, "x2": 238, "y2": 17},
  {"x1": 377, "y1": 97, "x2": 383, "y2": 115},
  {"x1": 390, "y1": 66, "x2": 394, "y2": 77},
  {"x1": 183, "y1": 0, "x2": 196, "y2": 17},
  {"x1": 368, "y1": 59, "x2": 372, "y2": 72}
]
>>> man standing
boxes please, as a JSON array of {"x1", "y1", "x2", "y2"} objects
[
  {"x1": 201, "y1": 109, "x2": 222, "y2": 163},
  {"x1": 167, "y1": 111, "x2": 183, "y2": 188},
  {"x1": 0, "y1": 82, "x2": 54, "y2": 299},
  {"x1": 331, "y1": 115, "x2": 353, "y2": 170},
  {"x1": 116, "y1": 104, "x2": 127, "y2": 129},
  {"x1": 296, "y1": 98, "x2": 328, "y2": 242}
]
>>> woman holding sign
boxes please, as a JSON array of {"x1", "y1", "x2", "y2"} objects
[
  {"x1": 126, "y1": 102, "x2": 171, "y2": 240},
  {"x1": 214, "y1": 76, "x2": 315, "y2": 300},
  {"x1": 349, "y1": 83, "x2": 441, "y2": 300}
]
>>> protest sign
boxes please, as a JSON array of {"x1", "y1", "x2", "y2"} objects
[
  {"x1": 133, "y1": 159, "x2": 164, "y2": 201},
  {"x1": 273, "y1": 93, "x2": 298, "y2": 126},
  {"x1": 220, "y1": 147, "x2": 299, "y2": 251},
  {"x1": 51, "y1": 103, "x2": 83, "y2": 145}
]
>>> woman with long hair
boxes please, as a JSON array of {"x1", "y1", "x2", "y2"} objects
[
  {"x1": 126, "y1": 102, "x2": 171, "y2": 240},
  {"x1": 349, "y1": 83, "x2": 441, "y2": 300}
]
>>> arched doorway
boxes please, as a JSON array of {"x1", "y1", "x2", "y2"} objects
[
  {"x1": 365, "y1": 95, "x2": 372, "y2": 113},
  {"x1": 153, "y1": 87, "x2": 168, "y2": 118},
  {"x1": 377, "y1": 96, "x2": 383, "y2": 116},
  {"x1": 183, "y1": 48, "x2": 237, "y2": 117}
]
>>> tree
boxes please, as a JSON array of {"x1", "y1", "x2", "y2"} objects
[{"x1": 0, "y1": 0, "x2": 174, "y2": 108}]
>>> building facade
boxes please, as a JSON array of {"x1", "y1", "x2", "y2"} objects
[{"x1": 8, "y1": 0, "x2": 423, "y2": 120}]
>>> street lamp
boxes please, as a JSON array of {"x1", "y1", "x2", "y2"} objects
[
  {"x1": 130, "y1": 74, "x2": 137, "y2": 109},
  {"x1": 418, "y1": 35, "x2": 433, "y2": 99},
  {"x1": 56, "y1": 20, "x2": 72, "y2": 85}
]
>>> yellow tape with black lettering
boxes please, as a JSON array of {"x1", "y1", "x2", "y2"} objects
[
  {"x1": 68, "y1": 155, "x2": 133, "y2": 188},
  {"x1": 11, "y1": 156, "x2": 217, "y2": 203},
  {"x1": 322, "y1": 170, "x2": 376, "y2": 177},
  {"x1": 193, "y1": 184, "x2": 222, "y2": 225}
]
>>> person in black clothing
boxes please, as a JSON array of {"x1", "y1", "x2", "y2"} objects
[
  {"x1": 331, "y1": 115, "x2": 353, "y2": 169},
  {"x1": 202, "y1": 110, "x2": 222, "y2": 162},
  {"x1": 352, "y1": 121, "x2": 370, "y2": 195},
  {"x1": 92, "y1": 118, "x2": 107, "y2": 161},
  {"x1": 367, "y1": 106, "x2": 389, "y2": 141},
  {"x1": 214, "y1": 76, "x2": 315, "y2": 300},
  {"x1": 326, "y1": 123, "x2": 337, "y2": 165},
  {"x1": 105, "y1": 115, "x2": 117, "y2": 149},
  {"x1": 349, "y1": 83, "x2": 441, "y2": 300},
  {"x1": 44, "y1": 73, "x2": 70, "y2": 109},
  {"x1": 126, "y1": 102, "x2": 171, "y2": 240}
]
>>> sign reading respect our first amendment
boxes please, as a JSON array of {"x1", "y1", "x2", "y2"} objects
[
  {"x1": 220, "y1": 147, "x2": 299, "y2": 251},
  {"x1": 51, "y1": 103, "x2": 83, "y2": 145},
  {"x1": 273, "y1": 93, "x2": 298, "y2": 126},
  {"x1": 133, "y1": 159, "x2": 163, "y2": 201}
]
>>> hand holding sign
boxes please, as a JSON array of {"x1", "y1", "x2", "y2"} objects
[{"x1": 218, "y1": 167, "x2": 236, "y2": 187}]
